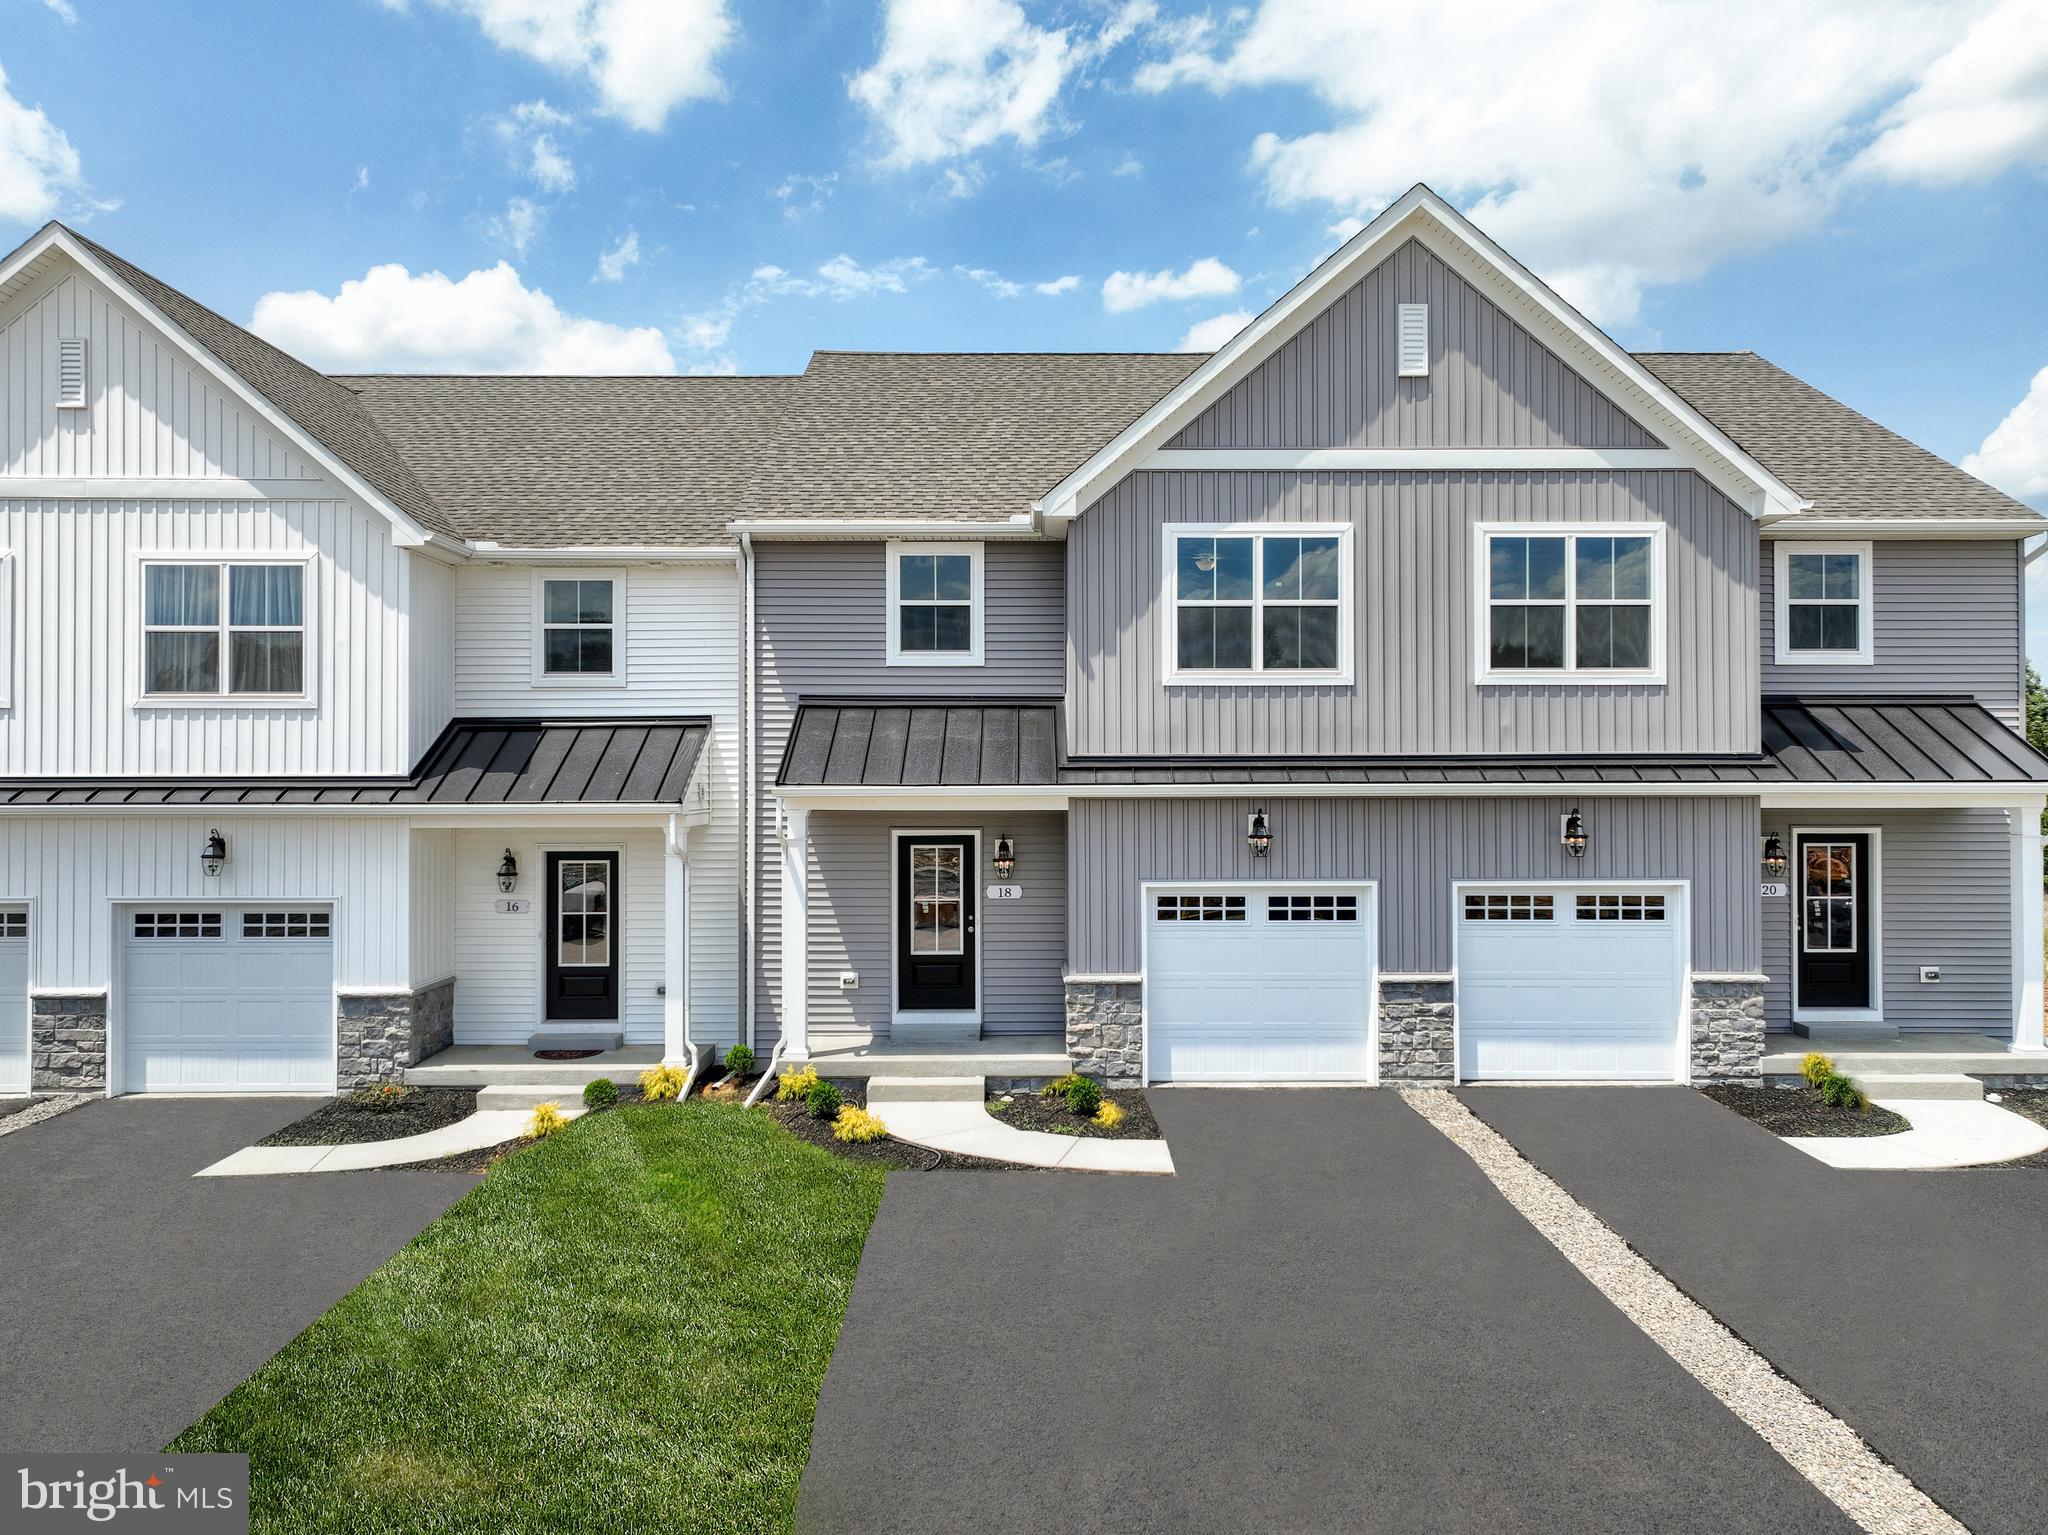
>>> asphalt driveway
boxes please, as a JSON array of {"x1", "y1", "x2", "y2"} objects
[
  {"x1": 1462, "y1": 1086, "x2": 2048, "y2": 1535},
  {"x1": 0, "y1": 1097, "x2": 474, "y2": 1453},
  {"x1": 798, "y1": 1090, "x2": 1857, "y2": 1535}
]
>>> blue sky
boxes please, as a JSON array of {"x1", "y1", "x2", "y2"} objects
[{"x1": 5, "y1": 0, "x2": 2048, "y2": 655}]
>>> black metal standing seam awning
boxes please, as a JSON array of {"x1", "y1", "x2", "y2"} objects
[
  {"x1": 0, "y1": 718, "x2": 711, "y2": 807},
  {"x1": 776, "y1": 697, "x2": 2048, "y2": 789}
]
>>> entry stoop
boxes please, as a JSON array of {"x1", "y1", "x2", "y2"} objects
[
  {"x1": 867, "y1": 1076, "x2": 985, "y2": 1105},
  {"x1": 1848, "y1": 1073, "x2": 1983, "y2": 1102}
]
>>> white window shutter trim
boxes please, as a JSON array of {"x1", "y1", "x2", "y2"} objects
[
  {"x1": 1397, "y1": 303, "x2": 1428, "y2": 378},
  {"x1": 56, "y1": 337, "x2": 87, "y2": 409}
]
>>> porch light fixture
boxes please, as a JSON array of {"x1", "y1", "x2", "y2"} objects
[
  {"x1": 1561, "y1": 809, "x2": 1588, "y2": 860},
  {"x1": 992, "y1": 835, "x2": 1017, "y2": 881},
  {"x1": 496, "y1": 849, "x2": 520, "y2": 894},
  {"x1": 200, "y1": 828, "x2": 227, "y2": 878},
  {"x1": 1762, "y1": 834, "x2": 1788, "y2": 881},
  {"x1": 1246, "y1": 808, "x2": 1273, "y2": 858}
]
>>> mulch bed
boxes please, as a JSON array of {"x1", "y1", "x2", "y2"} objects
[
  {"x1": 987, "y1": 1087, "x2": 1159, "y2": 1139},
  {"x1": 0, "y1": 1096, "x2": 48, "y2": 1122},
  {"x1": 753, "y1": 1080, "x2": 1026, "y2": 1171},
  {"x1": 1702, "y1": 1084, "x2": 1909, "y2": 1138},
  {"x1": 259, "y1": 1087, "x2": 481, "y2": 1147}
]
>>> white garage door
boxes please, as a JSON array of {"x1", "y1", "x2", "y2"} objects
[
  {"x1": 1458, "y1": 888, "x2": 1684, "y2": 1081},
  {"x1": 1146, "y1": 887, "x2": 1375, "y2": 1082},
  {"x1": 122, "y1": 908, "x2": 334, "y2": 1093},
  {"x1": 0, "y1": 910, "x2": 27, "y2": 1095}
]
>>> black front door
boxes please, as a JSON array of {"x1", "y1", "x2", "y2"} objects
[
  {"x1": 546, "y1": 851, "x2": 619, "y2": 1021},
  {"x1": 1797, "y1": 833, "x2": 1871, "y2": 1010},
  {"x1": 897, "y1": 836, "x2": 976, "y2": 1012}
]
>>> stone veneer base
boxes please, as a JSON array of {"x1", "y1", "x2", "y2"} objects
[
  {"x1": 1379, "y1": 980, "x2": 1455, "y2": 1084},
  {"x1": 1064, "y1": 980, "x2": 1142, "y2": 1089},
  {"x1": 30, "y1": 993, "x2": 109, "y2": 1093},
  {"x1": 337, "y1": 978, "x2": 457, "y2": 1090},
  {"x1": 1690, "y1": 979, "x2": 1766, "y2": 1085}
]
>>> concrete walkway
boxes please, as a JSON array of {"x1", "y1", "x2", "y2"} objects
[
  {"x1": 196, "y1": 1106, "x2": 580, "y2": 1176},
  {"x1": 877, "y1": 1098, "x2": 1175, "y2": 1173},
  {"x1": 1782, "y1": 1097, "x2": 2048, "y2": 1169}
]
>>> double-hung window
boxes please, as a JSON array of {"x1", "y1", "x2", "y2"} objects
[
  {"x1": 1165, "y1": 524, "x2": 1349, "y2": 681},
  {"x1": 538, "y1": 576, "x2": 620, "y2": 681},
  {"x1": 1477, "y1": 525, "x2": 1662, "y2": 682},
  {"x1": 886, "y1": 542, "x2": 983, "y2": 665},
  {"x1": 1774, "y1": 541, "x2": 1872, "y2": 665},
  {"x1": 141, "y1": 558, "x2": 308, "y2": 699}
]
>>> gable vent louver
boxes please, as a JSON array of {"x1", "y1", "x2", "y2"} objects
[
  {"x1": 56, "y1": 337, "x2": 87, "y2": 409},
  {"x1": 1397, "y1": 303, "x2": 1428, "y2": 378}
]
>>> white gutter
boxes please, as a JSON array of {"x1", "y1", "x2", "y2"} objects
[
  {"x1": 740, "y1": 531, "x2": 758, "y2": 1052},
  {"x1": 743, "y1": 1033, "x2": 788, "y2": 1107},
  {"x1": 466, "y1": 542, "x2": 738, "y2": 563},
  {"x1": 728, "y1": 515, "x2": 1039, "y2": 539},
  {"x1": 772, "y1": 781, "x2": 2048, "y2": 809}
]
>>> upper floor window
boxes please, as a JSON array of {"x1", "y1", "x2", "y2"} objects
[
  {"x1": 1774, "y1": 541, "x2": 1872, "y2": 666},
  {"x1": 1476, "y1": 524, "x2": 1664, "y2": 684},
  {"x1": 886, "y1": 542, "x2": 983, "y2": 666},
  {"x1": 1163, "y1": 524, "x2": 1351, "y2": 683},
  {"x1": 539, "y1": 576, "x2": 619, "y2": 682},
  {"x1": 141, "y1": 559, "x2": 306, "y2": 699}
]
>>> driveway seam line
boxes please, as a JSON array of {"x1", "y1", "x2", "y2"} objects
[{"x1": 1400, "y1": 1087, "x2": 1969, "y2": 1535}]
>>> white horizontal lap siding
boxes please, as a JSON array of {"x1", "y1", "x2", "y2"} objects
[
  {"x1": 0, "y1": 814, "x2": 410, "y2": 991},
  {"x1": 2, "y1": 263, "x2": 318, "y2": 480},
  {"x1": 453, "y1": 562, "x2": 743, "y2": 1042},
  {"x1": 0, "y1": 496, "x2": 410, "y2": 776}
]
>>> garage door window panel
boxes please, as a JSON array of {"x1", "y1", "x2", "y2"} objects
[{"x1": 0, "y1": 911, "x2": 25, "y2": 939}]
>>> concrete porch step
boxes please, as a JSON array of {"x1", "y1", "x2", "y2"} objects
[
  {"x1": 1849, "y1": 1072, "x2": 1984, "y2": 1102},
  {"x1": 866, "y1": 1075, "x2": 985, "y2": 1105},
  {"x1": 476, "y1": 1083, "x2": 607, "y2": 1112},
  {"x1": 810, "y1": 1034, "x2": 1069, "y2": 1081},
  {"x1": 528, "y1": 1029, "x2": 624, "y2": 1053},
  {"x1": 407, "y1": 1044, "x2": 660, "y2": 1088}
]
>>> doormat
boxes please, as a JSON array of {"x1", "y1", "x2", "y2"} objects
[{"x1": 534, "y1": 1048, "x2": 604, "y2": 1060}]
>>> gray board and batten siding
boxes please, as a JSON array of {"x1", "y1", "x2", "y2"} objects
[{"x1": 1066, "y1": 469, "x2": 1760, "y2": 759}]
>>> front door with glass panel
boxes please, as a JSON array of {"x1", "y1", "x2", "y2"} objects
[
  {"x1": 896, "y1": 837, "x2": 976, "y2": 1012},
  {"x1": 1797, "y1": 834, "x2": 1871, "y2": 1010},
  {"x1": 546, "y1": 852, "x2": 619, "y2": 1020}
]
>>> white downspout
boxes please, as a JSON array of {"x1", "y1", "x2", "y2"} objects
[
  {"x1": 665, "y1": 813, "x2": 709, "y2": 1095},
  {"x1": 740, "y1": 533, "x2": 757, "y2": 1052}
]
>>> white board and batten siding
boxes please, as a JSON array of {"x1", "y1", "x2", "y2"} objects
[{"x1": 0, "y1": 910, "x2": 26, "y2": 1094}]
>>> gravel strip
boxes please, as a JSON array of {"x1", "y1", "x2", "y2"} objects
[
  {"x1": 1400, "y1": 1088, "x2": 1967, "y2": 1535},
  {"x1": 0, "y1": 1094, "x2": 90, "y2": 1139}
]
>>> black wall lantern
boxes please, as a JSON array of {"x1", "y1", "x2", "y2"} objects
[
  {"x1": 1762, "y1": 834, "x2": 1788, "y2": 881},
  {"x1": 1246, "y1": 808, "x2": 1273, "y2": 858},
  {"x1": 992, "y1": 835, "x2": 1017, "y2": 880},
  {"x1": 200, "y1": 828, "x2": 227, "y2": 878},
  {"x1": 497, "y1": 849, "x2": 520, "y2": 894},
  {"x1": 1560, "y1": 809, "x2": 1588, "y2": 860}
]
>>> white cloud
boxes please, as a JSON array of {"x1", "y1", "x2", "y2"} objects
[
  {"x1": 938, "y1": 163, "x2": 986, "y2": 198},
  {"x1": 1963, "y1": 364, "x2": 2048, "y2": 501},
  {"x1": 40, "y1": 0, "x2": 78, "y2": 24},
  {"x1": 1132, "y1": 0, "x2": 2048, "y2": 327},
  {"x1": 772, "y1": 171, "x2": 837, "y2": 220},
  {"x1": 1111, "y1": 151, "x2": 1143, "y2": 177},
  {"x1": 409, "y1": 0, "x2": 733, "y2": 131},
  {"x1": 1101, "y1": 256, "x2": 1239, "y2": 313},
  {"x1": 487, "y1": 195, "x2": 546, "y2": 256},
  {"x1": 849, "y1": 0, "x2": 1154, "y2": 167},
  {"x1": 959, "y1": 265, "x2": 1084, "y2": 298},
  {"x1": 593, "y1": 228, "x2": 641, "y2": 282},
  {"x1": 677, "y1": 253, "x2": 940, "y2": 369},
  {"x1": 1035, "y1": 273, "x2": 1081, "y2": 296},
  {"x1": 251, "y1": 260, "x2": 675, "y2": 373},
  {"x1": 494, "y1": 100, "x2": 577, "y2": 193},
  {"x1": 1177, "y1": 309, "x2": 1252, "y2": 351},
  {"x1": 353, "y1": 165, "x2": 372, "y2": 192},
  {"x1": 0, "y1": 61, "x2": 109, "y2": 225}
]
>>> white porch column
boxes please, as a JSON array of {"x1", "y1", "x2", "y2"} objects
[
  {"x1": 2014, "y1": 801, "x2": 2047, "y2": 1052},
  {"x1": 663, "y1": 815, "x2": 692, "y2": 1066},
  {"x1": 779, "y1": 802, "x2": 811, "y2": 1062}
]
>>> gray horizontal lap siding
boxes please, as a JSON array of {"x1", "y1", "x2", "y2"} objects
[
  {"x1": 1759, "y1": 540, "x2": 2024, "y2": 729},
  {"x1": 1168, "y1": 237, "x2": 1661, "y2": 450},
  {"x1": 807, "y1": 812, "x2": 1066, "y2": 1036},
  {"x1": 1068, "y1": 795, "x2": 1760, "y2": 978},
  {"x1": 1066, "y1": 470, "x2": 1759, "y2": 758},
  {"x1": 753, "y1": 540, "x2": 1065, "y2": 1047},
  {"x1": 1762, "y1": 809, "x2": 2014, "y2": 1032}
]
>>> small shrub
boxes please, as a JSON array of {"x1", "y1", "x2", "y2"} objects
[
  {"x1": 1820, "y1": 1071, "x2": 1868, "y2": 1112},
  {"x1": 1093, "y1": 1099, "x2": 1125, "y2": 1130},
  {"x1": 775, "y1": 1065, "x2": 821, "y2": 1102},
  {"x1": 724, "y1": 1043, "x2": 756, "y2": 1077},
  {"x1": 1800, "y1": 1051, "x2": 1835, "y2": 1089},
  {"x1": 1062, "y1": 1075, "x2": 1103, "y2": 1117},
  {"x1": 345, "y1": 1083, "x2": 414, "y2": 1113},
  {"x1": 805, "y1": 1078, "x2": 843, "y2": 1121},
  {"x1": 581, "y1": 1078, "x2": 618, "y2": 1110},
  {"x1": 834, "y1": 1106, "x2": 888, "y2": 1143},
  {"x1": 525, "y1": 1101, "x2": 568, "y2": 1139},
  {"x1": 1040, "y1": 1072, "x2": 1087, "y2": 1099},
  {"x1": 638, "y1": 1063, "x2": 690, "y2": 1102}
]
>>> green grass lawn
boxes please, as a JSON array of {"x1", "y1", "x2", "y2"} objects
[{"x1": 172, "y1": 1102, "x2": 885, "y2": 1534}]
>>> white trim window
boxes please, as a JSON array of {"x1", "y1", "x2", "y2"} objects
[
  {"x1": 1475, "y1": 524, "x2": 1664, "y2": 684},
  {"x1": 140, "y1": 557, "x2": 310, "y2": 700},
  {"x1": 1163, "y1": 523, "x2": 1352, "y2": 683},
  {"x1": 1774, "y1": 540, "x2": 1873, "y2": 666},
  {"x1": 535, "y1": 573, "x2": 622, "y2": 683},
  {"x1": 886, "y1": 542, "x2": 984, "y2": 666}
]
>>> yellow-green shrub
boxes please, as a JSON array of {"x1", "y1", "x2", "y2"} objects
[
  {"x1": 525, "y1": 1101, "x2": 568, "y2": 1139},
  {"x1": 775, "y1": 1065, "x2": 821, "y2": 1102},
  {"x1": 638, "y1": 1063, "x2": 690, "y2": 1102},
  {"x1": 1800, "y1": 1051, "x2": 1834, "y2": 1089},
  {"x1": 1093, "y1": 1100, "x2": 1125, "y2": 1130},
  {"x1": 833, "y1": 1106, "x2": 888, "y2": 1143}
]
